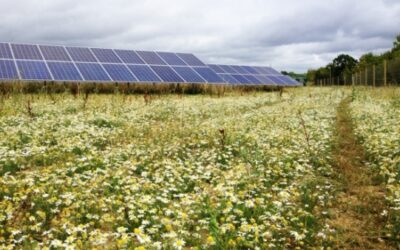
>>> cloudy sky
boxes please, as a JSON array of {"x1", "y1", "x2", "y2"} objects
[{"x1": 0, "y1": 0, "x2": 399, "y2": 72}]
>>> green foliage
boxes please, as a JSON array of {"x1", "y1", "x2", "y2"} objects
[{"x1": 309, "y1": 34, "x2": 400, "y2": 85}]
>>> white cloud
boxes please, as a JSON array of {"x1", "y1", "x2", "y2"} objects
[{"x1": 0, "y1": 0, "x2": 399, "y2": 72}]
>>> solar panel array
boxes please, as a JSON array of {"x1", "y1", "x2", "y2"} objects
[
  {"x1": 208, "y1": 64, "x2": 300, "y2": 86},
  {"x1": 0, "y1": 42, "x2": 300, "y2": 86}
]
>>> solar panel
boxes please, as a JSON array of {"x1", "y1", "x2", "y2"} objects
[
  {"x1": 0, "y1": 60, "x2": 18, "y2": 80},
  {"x1": 242, "y1": 74, "x2": 262, "y2": 84},
  {"x1": 0, "y1": 43, "x2": 13, "y2": 59},
  {"x1": 114, "y1": 50, "x2": 146, "y2": 64},
  {"x1": 231, "y1": 74, "x2": 250, "y2": 84},
  {"x1": 208, "y1": 64, "x2": 226, "y2": 74},
  {"x1": 278, "y1": 75, "x2": 298, "y2": 85},
  {"x1": 172, "y1": 66, "x2": 206, "y2": 83},
  {"x1": 75, "y1": 63, "x2": 111, "y2": 81},
  {"x1": 264, "y1": 67, "x2": 280, "y2": 75},
  {"x1": 150, "y1": 66, "x2": 185, "y2": 83},
  {"x1": 136, "y1": 51, "x2": 167, "y2": 65},
  {"x1": 192, "y1": 67, "x2": 223, "y2": 83},
  {"x1": 177, "y1": 53, "x2": 205, "y2": 66},
  {"x1": 12, "y1": 44, "x2": 43, "y2": 60},
  {"x1": 253, "y1": 66, "x2": 268, "y2": 75},
  {"x1": 102, "y1": 64, "x2": 137, "y2": 82},
  {"x1": 218, "y1": 65, "x2": 238, "y2": 74},
  {"x1": 268, "y1": 75, "x2": 287, "y2": 85},
  {"x1": 91, "y1": 48, "x2": 122, "y2": 63},
  {"x1": 208, "y1": 64, "x2": 298, "y2": 86},
  {"x1": 254, "y1": 75, "x2": 275, "y2": 85},
  {"x1": 241, "y1": 66, "x2": 259, "y2": 74},
  {"x1": 230, "y1": 65, "x2": 248, "y2": 74},
  {"x1": 66, "y1": 47, "x2": 98, "y2": 62},
  {"x1": 127, "y1": 65, "x2": 161, "y2": 82},
  {"x1": 157, "y1": 52, "x2": 187, "y2": 66},
  {"x1": 220, "y1": 74, "x2": 240, "y2": 84},
  {"x1": 16, "y1": 60, "x2": 52, "y2": 80},
  {"x1": 0, "y1": 42, "x2": 300, "y2": 86},
  {"x1": 39, "y1": 45, "x2": 71, "y2": 61},
  {"x1": 47, "y1": 62, "x2": 83, "y2": 81}
]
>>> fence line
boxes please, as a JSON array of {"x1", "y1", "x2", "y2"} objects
[{"x1": 316, "y1": 57, "x2": 400, "y2": 86}]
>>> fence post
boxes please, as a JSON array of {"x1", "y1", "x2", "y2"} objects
[
  {"x1": 384, "y1": 60, "x2": 387, "y2": 87},
  {"x1": 365, "y1": 68, "x2": 368, "y2": 86},
  {"x1": 373, "y1": 65, "x2": 376, "y2": 87}
]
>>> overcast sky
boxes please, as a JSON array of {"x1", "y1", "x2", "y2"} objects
[{"x1": 0, "y1": 0, "x2": 399, "y2": 72}]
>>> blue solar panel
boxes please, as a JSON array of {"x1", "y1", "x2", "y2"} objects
[
  {"x1": 66, "y1": 47, "x2": 98, "y2": 62},
  {"x1": 114, "y1": 50, "x2": 145, "y2": 64},
  {"x1": 210, "y1": 64, "x2": 299, "y2": 86},
  {"x1": 1, "y1": 42, "x2": 299, "y2": 87},
  {"x1": 208, "y1": 64, "x2": 226, "y2": 74},
  {"x1": 254, "y1": 75, "x2": 275, "y2": 85},
  {"x1": 0, "y1": 43, "x2": 13, "y2": 59},
  {"x1": 241, "y1": 66, "x2": 259, "y2": 74},
  {"x1": 231, "y1": 74, "x2": 250, "y2": 84},
  {"x1": 151, "y1": 66, "x2": 185, "y2": 83},
  {"x1": 12, "y1": 44, "x2": 43, "y2": 60},
  {"x1": 103, "y1": 64, "x2": 137, "y2": 82},
  {"x1": 177, "y1": 53, "x2": 205, "y2": 66},
  {"x1": 253, "y1": 66, "x2": 268, "y2": 74},
  {"x1": 136, "y1": 51, "x2": 167, "y2": 65},
  {"x1": 192, "y1": 67, "x2": 223, "y2": 83},
  {"x1": 218, "y1": 65, "x2": 239, "y2": 74},
  {"x1": 268, "y1": 75, "x2": 287, "y2": 85},
  {"x1": 0, "y1": 60, "x2": 18, "y2": 80},
  {"x1": 39, "y1": 45, "x2": 71, "y2": 61},
  {"x1": 286, "y1": 76, "x2": 300, "y2": 85},
  {"x1": 220, "y1": 74, "x2": 240, "y2": 84},
  {"x1": 172, "y1": 66, "x2": 205, "y2": 83},
  {"x1": 91, "y1": 48, "x2": 122, "y2": 63},
  {"x1": 230, "y1": 65, "x2": 248, "y2": 74},
  {"x1": 157, "y1": 52, "x2": 187, "y2": 66},
  {"x1": 47, "y1": 62, "x2": 82, "y2": 81},
  {"x1": 277, "y1": 76, "x2": 295, "y2": 85},
  {"x1": 16, "y1": 61, "x2": 52, "y2": 80},
  {"x1": 242, "y1": 74, "x2": 262, "y2": 84},
  {"x1": 264, "y1": 67, "x2": 280, "y2": 75},
  {"x1": 126, "y1": 65, "x2": 161, "y2": 82},
  {"x1": 75, "y1": 63, "x2": 111, "y2": 81}
]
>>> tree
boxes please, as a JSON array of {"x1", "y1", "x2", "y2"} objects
[
  {"x1": 391, "y1": 34, "x2": 400, "y2": 58},
  {"x1": 306, "y1": 69, "x2": 317, "y2": 85},
  {"x1": 393, "y1": 34, "x2": 400, "y2": 50},
  {"x1": 358, "y1": 53, "x2": 380, "y2": 70},
  {"x1": 332, "y1": 54, "x2": 358, "y2": 76}
]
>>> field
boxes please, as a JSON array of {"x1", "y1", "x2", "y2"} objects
[{"x1": 0, "y1": 87, "x2": 399, "y2": 249}]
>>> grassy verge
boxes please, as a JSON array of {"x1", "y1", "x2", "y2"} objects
[{"x1": 330, "y1": 97, "x2": 393, "y2": 249}]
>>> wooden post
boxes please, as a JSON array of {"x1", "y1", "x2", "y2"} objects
[
  {"x1": 373, "y1": 65, "x2": 376, "y2": 87},
  {"x1": 384, "y1": 60, "x2": 387, "y2": 87},
  {"x1": 365, "y1": 68, "x2": 368, "y2": 86}
]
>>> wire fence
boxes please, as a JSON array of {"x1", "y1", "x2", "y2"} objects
[{"x1": 316, "y1": 57, "x2": 400, "y2": 86}]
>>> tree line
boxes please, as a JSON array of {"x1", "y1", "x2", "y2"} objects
[{"x1": 307, "y1": 35, "x2": 400, "y2": 85}]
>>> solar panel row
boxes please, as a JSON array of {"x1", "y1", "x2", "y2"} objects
[
  {"x1": 208, "y1": 64, "x2": 300, "y2": 86},
  {"x1": 0, "y1": 43, "x2": 300, "y2": 86},
  {"x1": 0, "y1": 43, "x2": 222, "y2": 83}
]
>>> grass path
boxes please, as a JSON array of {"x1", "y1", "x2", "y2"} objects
[{"x1": 330, "y1": 98, "x2": 393, "y2": 249}]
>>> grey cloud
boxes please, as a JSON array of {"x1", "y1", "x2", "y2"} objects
[{"x1": 0, "y1": 0, "x2": 399, "y2": 72}]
